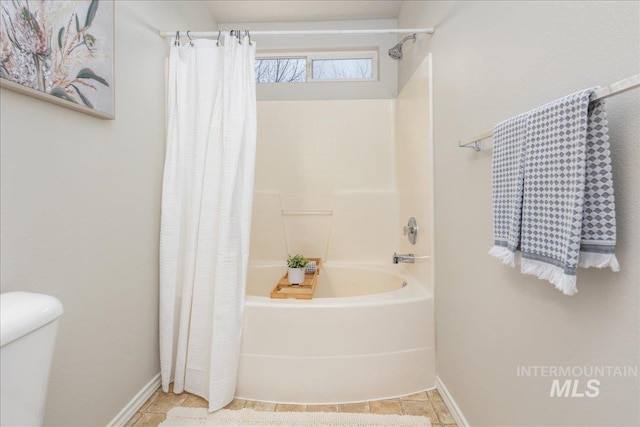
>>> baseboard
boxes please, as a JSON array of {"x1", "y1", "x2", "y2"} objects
[
  {"x1": 107, "y1": 372, "x2": 161, "y2": 427},
  {"x1": 435, "y1": 375, "x2": 469, "y2": 427}
]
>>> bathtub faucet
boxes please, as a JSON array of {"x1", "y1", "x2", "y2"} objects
[
  {"x1": 393, "y1": 252, "x2": 415, "y2": 264},
  {"x1": 392, "y1": 252, "x2": 430, "y2": 264}
]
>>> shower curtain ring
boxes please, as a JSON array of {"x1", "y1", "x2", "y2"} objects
[
  {"x1": 238, "y1": 30, "x2": 242, "y2": 44},
  {"x1": 187, "y1": 30, "x2": 193, "y2": 46},
  {"x1": 216, "y1": 30, "x2": 221, "y2": 46},
  {"x1": 174, "y1": 31, "x2": 180, "y2": 46},
  {"x1": 245, "y1": 30, "x2": 252, "y2": 45}
]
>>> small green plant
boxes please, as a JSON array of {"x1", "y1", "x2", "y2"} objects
[{"x1": 287, "y1": 254, "x2": 309, "y2": 269}]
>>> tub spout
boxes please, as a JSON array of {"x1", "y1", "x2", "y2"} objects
[{"x1": 393, "y1": 252, "x2": 415, "y2": 264}]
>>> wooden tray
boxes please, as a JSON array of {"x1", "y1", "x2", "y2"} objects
[{"x1": 270, "y1": 258, "x2": 322, "y2": 299}]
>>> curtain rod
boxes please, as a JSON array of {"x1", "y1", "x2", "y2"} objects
[
  {"x1": 458, "y1": 73, "x2": 640, "y2": 151},
  {"x1": 159, "y1": 28, "x2": 434, "y2": 38}
]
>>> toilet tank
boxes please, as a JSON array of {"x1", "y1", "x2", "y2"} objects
[{"x1": 1, "y1": 292, "x2": 64, "y2": 427}]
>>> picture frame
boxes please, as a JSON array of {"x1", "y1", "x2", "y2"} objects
[{"x1": 1, "y1": 0, "x2": 114, "y2": 120}]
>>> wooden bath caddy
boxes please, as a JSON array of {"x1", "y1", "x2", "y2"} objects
[{"x1": 270, "y1": 258, "x2": 322, "y2": 299}]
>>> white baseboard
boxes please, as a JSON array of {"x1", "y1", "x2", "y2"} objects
[
  {"x1": 436, "y1": 375, "x2": 469, "y2": 427},
  {"x1": 107, "y1": 372, "x2": 161, "y2": 427}
]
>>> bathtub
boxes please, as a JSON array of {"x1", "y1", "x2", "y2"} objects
[{"x1": 236, "y1": 263, "x2": 435, "y2": 404}]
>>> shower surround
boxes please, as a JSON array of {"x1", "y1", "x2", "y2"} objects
[
  {"x1": 251, "y1": 99, "x2": 398, "y2": 265},
  {"x1": 250, "y1": 57, "x2": 432, "y2": 283}
]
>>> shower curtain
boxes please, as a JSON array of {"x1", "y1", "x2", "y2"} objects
[{"x1": 159, "y1": 33, "x2": 256, "y2": 411}]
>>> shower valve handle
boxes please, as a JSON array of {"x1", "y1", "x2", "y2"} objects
[{"x1": 403, "y1": 217, "x2": 418, "y2": 245}]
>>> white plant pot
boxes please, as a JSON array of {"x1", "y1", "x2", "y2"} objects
[{"x1": 287, "y1": 267, "x2": 305, "y2": 285}]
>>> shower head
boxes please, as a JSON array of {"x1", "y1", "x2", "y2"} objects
[{"x1": 388, "y1": 34, "x2": 417, "y2": 60}]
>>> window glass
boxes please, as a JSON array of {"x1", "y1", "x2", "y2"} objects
[
  {"x1": 255, "y1": 58, "x2": 306, "y2": 83},
  {"x1": 311, "y1": 58, "x2": 373, "y2": 80}
]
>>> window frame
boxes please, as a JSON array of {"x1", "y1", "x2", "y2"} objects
[{"x1": 255, "y1": 49, "x2": 379, "y2": 84}]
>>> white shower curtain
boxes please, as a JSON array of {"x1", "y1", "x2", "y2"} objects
[{"x1": 159, "y1": 33, "x2": 256, "y2": 411}]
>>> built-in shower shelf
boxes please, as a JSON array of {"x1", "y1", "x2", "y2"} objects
[{"x1": 270, "y1": 258, "x2": 322, "y2": 300}]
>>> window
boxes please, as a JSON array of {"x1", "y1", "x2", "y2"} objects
[{"x1": 255, "y1": 50, "x2": 377, "y2": 83}]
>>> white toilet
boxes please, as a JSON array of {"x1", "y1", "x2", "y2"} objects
[{"x1": 1, "y1": 292, "x2": 64, "y2": 427}]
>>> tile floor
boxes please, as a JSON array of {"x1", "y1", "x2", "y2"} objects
[{"x1": 126, "y1": 386, "x2": 458, "y2": 427}]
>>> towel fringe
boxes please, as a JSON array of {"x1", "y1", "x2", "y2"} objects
[
  {"x1": 521, "y1": 258, "x2": 578, "y2": 296},
  {"x1": 488, "y1": 246, "x2": 516, "y2": 267},
  {"x1": 579, "y1": 252, "x2": 620, "y2": 271}
]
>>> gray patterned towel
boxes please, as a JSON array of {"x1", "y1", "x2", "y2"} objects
[
  {"x1": 489, "y1": 112, "x2": 529, "y2": 266},
  {"x1": 490, "y1": 88, "x2": 619, "y2": 295}
]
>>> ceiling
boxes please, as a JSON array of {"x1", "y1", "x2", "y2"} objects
[{"x1": 207, "y1": 1, "x2": 404, "y2": 23}]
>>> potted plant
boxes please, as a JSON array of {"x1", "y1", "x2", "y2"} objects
[{"x1": 287, "y1": 254, "x2": 309, "y2": 285}]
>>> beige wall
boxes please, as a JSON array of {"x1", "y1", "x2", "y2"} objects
[
  {"x1": 0, "y1": 2, "x2": 217, "y2": 425},
  {"x1": 250, "y1": 100, "x2": 398, "y2": 264},
  {"x1": 399, "y1": 1, "x2": 639, "y2": 426}
]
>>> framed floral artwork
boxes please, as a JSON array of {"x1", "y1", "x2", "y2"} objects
[{"x1": 1, "y1": 0, "x2": 114, "y2": 119}]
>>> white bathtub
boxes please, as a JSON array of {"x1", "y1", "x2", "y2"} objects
[{"x1": 236, "y1": 263, "x2": 435, "y2": 404}]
